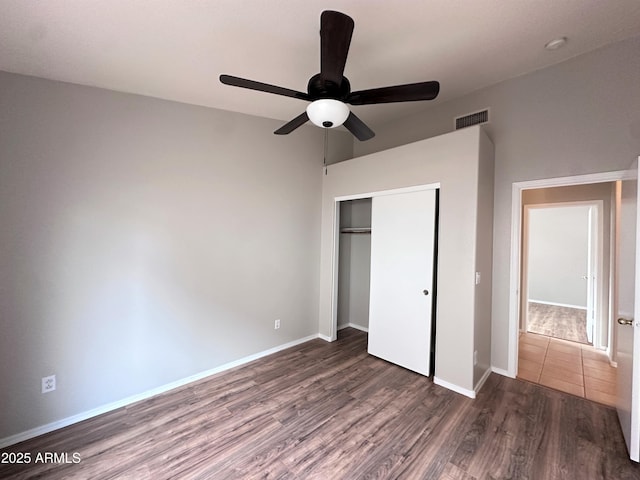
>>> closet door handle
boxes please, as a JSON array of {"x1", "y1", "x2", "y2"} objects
[{"x1": 423, "y1": 289, "x2": 429, "y2": 296}]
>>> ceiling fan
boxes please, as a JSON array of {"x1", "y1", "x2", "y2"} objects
[{"x1": 220, "y1": 10, "x2": 440, "y2": 141}]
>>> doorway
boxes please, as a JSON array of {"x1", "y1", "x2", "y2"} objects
[
  {"x1": 522, "y1": 202, "x2": 601, "y2": 346},
  {"x1": 511, "y1": 179, "x2": 618, "y2": 404}
]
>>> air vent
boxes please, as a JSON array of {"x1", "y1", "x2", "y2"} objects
[{"x1": 455, "y1": 109, "x2": 489, "y2": 130}]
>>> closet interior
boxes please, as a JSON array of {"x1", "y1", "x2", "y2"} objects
[{"x1": 337, "y1": 198, "x2": 372, "y2": 332}]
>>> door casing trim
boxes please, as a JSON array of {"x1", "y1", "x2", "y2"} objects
[{"x1": 507, "y1": 170, "x2": 635, "y2": 377}]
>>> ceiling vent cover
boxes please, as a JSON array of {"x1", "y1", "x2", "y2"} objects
[{"x1": 455, "y1": 109, "x2": 489, "y2": 130}]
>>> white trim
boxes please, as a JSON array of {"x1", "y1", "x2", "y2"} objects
[
  {"x1": 508, "y1": 183, "x2": 523, "y2": 378},
  {"x1": 318, "y1": 333, "x2": 333, "y2": 342},
  {"x1": 0, "y1": 333, "x2": 321, "y2": 449},
  {"x1": 491, "y1": 366, "x2": 514, "y2": 378},
  {"x1": 628, "y1": 157, "x2": 640, "y2": 461},
  {"x1": 525, "y1": 200, "x2": 604, "y2": 208},
  {"x1": 515, "y1": 171, "x2": 636, "y2": 190},
  {"x1": 338, "y1": 323, "x2": 369, "y2": 333},
  {"x1": 329, "y1": 200, "x2": 341, "y2": 341},
  {"x1": 334, "y1": 182, "x2": 441, "y2": 203},
  {"x1": 528, "y1": 299, "x2": 587, "y2": 310},
  {"x1": 608, "y1": 183, "x2": 618, "y2": 362},
  {"x1": 508, "y1": 169, "x2": 633, "y2": 378},
  {"x1": 434, "y1": 376, "x2": 476, "y2": 399},
  {"x1": 474, "y1": 367, "x2": 492, "y2": 394}
]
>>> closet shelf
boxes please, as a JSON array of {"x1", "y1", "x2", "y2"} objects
[{"x1": 340, "y1": 227, "x2": 371, "y2": 234}]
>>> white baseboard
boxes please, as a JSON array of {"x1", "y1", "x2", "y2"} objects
[
  {"x1": 318, "y1": 333, "x2": 332, "y2": 342},
  {"x1": 338, "y1": 323, "x2": 369, "y2": 333},
  {"x1": 433, "y1": 376, "x2": 476, "y2": 399},
  {"x1": 435, "y1": 368, "x2": 492, "y2": 399},
  {"x1": 0, "y1": 333, "x2": 321, "y2": 449},
  {"x1": 528, "y1": 299, "x2": 587, "y2": 310},
  {"x1": 474, "y1": 367, "x2": 492, "y2": 394}
]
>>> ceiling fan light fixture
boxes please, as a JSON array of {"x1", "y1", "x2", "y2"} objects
[{"x1": 306, "y1": 99, "x2": 349, "y2": 128}]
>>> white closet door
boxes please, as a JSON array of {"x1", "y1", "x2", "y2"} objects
[{"x1": 368, "y1": 189, "x2": 437, "y2": 376}]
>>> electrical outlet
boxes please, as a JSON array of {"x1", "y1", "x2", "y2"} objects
[
  {"x1": 42, "y1": 375, "x2": 56, "y2": 394},
  {"x1": 274, "y1": 319, "x2": 281, "y2": 330},
  {"x1": 473, "y1": 351, "x2": 478, "y2": 366}
]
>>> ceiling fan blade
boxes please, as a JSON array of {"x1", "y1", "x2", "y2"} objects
[
  {"x1": 320, "y1": 11, "x2": 354, "y2": 85},
  {"x1": 347, "y1": 81, "x2": 440, "y2": 105},
  {"x1": 343, "y1": 112, "x2": 375, "y2": 141},
  {"x1": 274, "y1": 112, "x2": 310, "y2": 135},
  {"x1": 220, "y1": 75, "x2": 311, "y2": 101}
]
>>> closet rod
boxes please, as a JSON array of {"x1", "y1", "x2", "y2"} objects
[{"x1": 340, "y1": 228, "x2": 371, "y2": 234}]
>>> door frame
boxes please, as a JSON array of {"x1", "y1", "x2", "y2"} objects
[
  {"x1": 330, "y1": 182, "x2": 440, "y2": 340},
  {"x1": 507, "y1": 170, "x2": 633, "y2": 377},
  {"x1": 521, "y1": 201, "x2": 604, "y2": 346}
]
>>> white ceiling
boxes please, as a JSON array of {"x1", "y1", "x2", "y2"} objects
[{"x1": 1, "y1": 1, "x2": 640, "y2": 131}]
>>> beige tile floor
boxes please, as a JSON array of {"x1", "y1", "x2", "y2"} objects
[{"x1": 518, "y1": 332, "x2": 617, "y2": 407}]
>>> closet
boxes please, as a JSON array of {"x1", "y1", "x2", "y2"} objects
[
  {"x1": 320, "y1": 126, "x2": 494, "y2": 397},
  {"x1": 337, "y1": 189, "x2": 439, "y2": 377}
]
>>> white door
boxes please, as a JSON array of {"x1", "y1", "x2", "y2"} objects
[
  {"x1": 617, "y1": 174, "x2": 640, "y2": 462},
  {"x1": 368, "y1": 189, "x2": 437, "y2": 376}
]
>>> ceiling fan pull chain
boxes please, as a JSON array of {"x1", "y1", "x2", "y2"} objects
[{"x1": 324, "y1": 128, "x2": 328, "y2": 175}]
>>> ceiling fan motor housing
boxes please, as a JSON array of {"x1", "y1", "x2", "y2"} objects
[
  {"x1": 305, "y1": 73, "x2": 352, "y2": 128},
  {"x1": 307, "y1": 73, "x2": 351, "y2": 100}
]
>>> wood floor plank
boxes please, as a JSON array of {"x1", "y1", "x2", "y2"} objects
[
  {"x1": 439, "y1": 462, "x2": 478, "y2": 480},
  {"x1": 2, "y1": 328, "x2": 639, "y2": 480}
]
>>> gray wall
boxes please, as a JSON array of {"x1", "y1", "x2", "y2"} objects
[
  {"x1": 0, "y1": 71, "x2": 352, "y2": 440},
  {"x1": 527, "y1": 206, "x2": 590, "y2": 306},
  {"x1": 473, "y1": 137, "x2": 495, "y2": 387},
  {"x1": 353, "y1": 35, "x2": 640, "y2": 372}
]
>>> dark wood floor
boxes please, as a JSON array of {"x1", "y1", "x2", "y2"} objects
[{"x1": 2, "y1": 328, "x2": 639, "y2": 479}]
